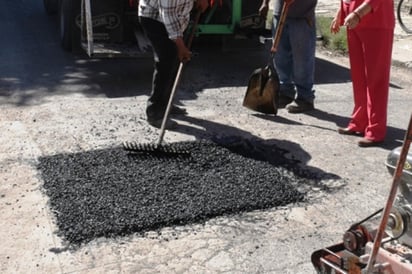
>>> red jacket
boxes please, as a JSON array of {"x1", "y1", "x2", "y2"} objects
[{"x1": 340, "y1": 0, "x2": 395, "y2": 29}]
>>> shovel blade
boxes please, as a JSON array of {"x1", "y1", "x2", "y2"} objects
[{"x1": 243, "y1": 65, "x2": 279, "y2": 115}]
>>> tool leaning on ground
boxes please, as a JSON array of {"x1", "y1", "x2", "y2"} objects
[
  {"x1": 123, "y1": 10, "x2": 202, "y2": 156},
  {"x1": 364, "y1": 112, "x2": 412, "y2": 273},
  {"x1": 242, "y1": 0, "x2": 293, "y2": 115}
]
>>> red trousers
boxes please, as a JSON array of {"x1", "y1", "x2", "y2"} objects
[{"x1": 346, "y1": 28, "x2": 394, "y2": 141}]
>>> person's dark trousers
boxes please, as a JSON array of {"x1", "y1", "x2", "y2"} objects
[{"x1": 138, "y1": 16, "x2": 179, "y2": 120}]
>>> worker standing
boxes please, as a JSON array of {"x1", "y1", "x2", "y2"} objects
[
  {"x1": 138, "y1": 0, "x2": 209, "y2": 129},
  {"x1": 259, "y1": 0, "x2": 318, "y2": 113}
]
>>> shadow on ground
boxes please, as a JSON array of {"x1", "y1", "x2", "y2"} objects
[{"x1": 252, "y1": 108, "x2": 407, "y2": 151}]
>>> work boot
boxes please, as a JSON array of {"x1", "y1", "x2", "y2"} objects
[
  {"x1": 170, "y1": 104, "x2": 187, "y2": 115},
  {"x1": 286, "y1": 99, "x2": 314, "y2": 113},
  {"x1": 147, "y1": 116, "x2": 177, "y2": 129},
  {"x1": 277, "y1": 95, "x2": 294, "y2": 109}
]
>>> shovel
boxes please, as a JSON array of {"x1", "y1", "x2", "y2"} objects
[{"x1": 242, "y1": 0, "x2": 293, "y2": 115}]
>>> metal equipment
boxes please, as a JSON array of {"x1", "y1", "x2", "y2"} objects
[{"x1": 311, "y1": 113, "x2": 412, "y2": 274}]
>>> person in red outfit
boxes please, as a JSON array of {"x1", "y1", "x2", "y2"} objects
[{"x1": 330, "y1": 0, "x2": 395, "y2": 147}]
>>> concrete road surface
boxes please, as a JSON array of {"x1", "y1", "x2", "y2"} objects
[{"x1": 1, "y1": 1, "x2": 411, "y2": 273}]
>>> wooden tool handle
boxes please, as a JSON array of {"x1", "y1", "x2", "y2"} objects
[{"x1": 271, "y1": 0, "x2": 293, "y2": 53}]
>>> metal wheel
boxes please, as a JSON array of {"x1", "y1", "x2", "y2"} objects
[
  {"x1": 398, "y1": 0, "x2": 412, "y2": 34},
  {"x1": 43, "y1": 0, "x2": 58, "y2": 15}
]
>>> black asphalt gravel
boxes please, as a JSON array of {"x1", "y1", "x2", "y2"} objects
[{"x1": 37, "y1": 137, "x2": 315, "y2": 246}]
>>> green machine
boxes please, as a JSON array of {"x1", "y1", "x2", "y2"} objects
[{"x1": 197, "y1": 0, "x2": 267, "y2": 36}]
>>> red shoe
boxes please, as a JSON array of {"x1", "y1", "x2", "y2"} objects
[
  {"x1": 337, "y1": 127, "x2": 363, "y2": 136},
  {"x1": 357, "y1": 138, "x2": 384, "y2": 147}
]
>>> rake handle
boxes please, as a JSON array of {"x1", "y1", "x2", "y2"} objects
[
  {"x1": 157, "y1": 61, "x2": 184, "y2": 146},
  {"x1": 156, "y1": 10, "x2": 202, "y2": 146},
  {"x1": 271, "y1": 0, "x2": 292, "y2": 53}
]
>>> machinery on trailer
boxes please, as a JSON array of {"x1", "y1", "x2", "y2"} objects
[
  {"x1": 43, "y1": 0, "x2": 268, "y2": 58},
  {"x1": 311, "y1": 114, "x2": 412, "y2": 273}
]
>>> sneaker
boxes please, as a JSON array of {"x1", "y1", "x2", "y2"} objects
[
  {"x1": 170, "y1": 104, "x2": 187, "y2": 115},
  {"x1": 286, "y1": 99, "x2": 314, "y2": 113},
  {"x1": 277, "y1": 95, "x2": 294, "y2": 109},
  {"x1": 147, "y1": 117, "x2": 177, "y2": 129}
]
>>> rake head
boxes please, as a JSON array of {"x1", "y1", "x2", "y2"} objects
[{"x1": 122, "y1": 141, "x2": 191, "y2": 157}]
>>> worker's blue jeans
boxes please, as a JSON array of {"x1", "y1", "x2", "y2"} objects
[
  {"x1": 139, "y1": 17, "x2": 178, "y2": 120},
  {"x1": 272, "y1": 15, "x2": 316, "y2": 103}
]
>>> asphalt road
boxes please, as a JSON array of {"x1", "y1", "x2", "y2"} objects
[{"x1": 1, "y1": 1, "x2": 412, "y2": 274}]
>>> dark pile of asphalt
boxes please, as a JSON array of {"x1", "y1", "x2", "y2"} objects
[{"x1": 37, "y1": 137, "x2": 313, "y2": 246}]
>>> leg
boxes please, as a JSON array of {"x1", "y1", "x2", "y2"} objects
[
  {"x1": 289, "y1": 16, "x2": 316, "y2": 104},
  {"x1": 346, "y1": 29, "x2": 369, "y2": 133},
  {"x1": 361, "y1": 29, "x2": 393, "y2": 141},
  {"x1": 280, "y1": 16, "x2": 316, "y2": 113},
  {"x1": 138, "y1": 17, "x2": 178, "y2": 120},
  {"x1": 273, "y1": 16, "x2": 295, "y2": 100}
]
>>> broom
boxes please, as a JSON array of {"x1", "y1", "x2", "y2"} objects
[{"x1": 123, "y1": 10, "x2": 202, "y2": 156}]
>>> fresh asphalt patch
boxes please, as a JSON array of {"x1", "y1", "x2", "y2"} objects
[{"x1": 37, "y1": 137, "x2": 333, "y2": 247}]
